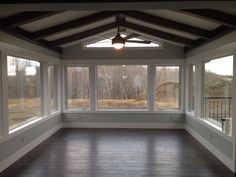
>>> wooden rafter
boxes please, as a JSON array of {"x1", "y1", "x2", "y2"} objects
[
  {"x1": 1, "y1": 12, "x2": 61, "y2": 28},
  {"x1": 121, "y1": 11, "x2": 210, "y2": 39},
  {"x1": 185, "y1": 26, "x2": 234, "y2": 52},
  {"x1": 122, "y1": 21, "x2": 195, "y2": 46},
  {"x1": 0, "y1": 26, "x2": 62, "y2": 53},
  {"x1": 175, "y1": 9, "x2": 236, "y2": 27},
  {"x1": 33, "y1": 11, "x2": 115, "y2": 40},
  {"x1": 48, "y1": 22, "x2": 117, "y2": 47}
]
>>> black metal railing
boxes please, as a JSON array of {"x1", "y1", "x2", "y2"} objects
[{"x1": 204, "y1": 96, "x2": 232, "y2": 122}]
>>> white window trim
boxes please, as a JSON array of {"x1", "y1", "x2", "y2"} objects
[
  {"x1": 154, "y1": 64, "x2": 183, "y2": 112},
  {"x1": 186, "y1": 53, "x2": 235, "y2": 137},
  {"x1": 63, "y1": 65, "x2": 91, "y2": 112},
  {"x1": 1, "y1": 52, "x2": 9, "y2": 137},
  {"x1": 96, "y1": 64, "x2": 149, "y2": 111},
  {"x1": 188, "y1": 64, "x2": 197, "y2": 114},
  {"x1": 1, "y1": 52, "x2": 60, "y2": 136},
  {"x1": 48, "y1": 65, "x2": 59, "y2": 114},
  {"x1": 82, "y1": 33, "x2": 163, "y2": 51},
  {"x1": 62, "y1": 59, "x2": 185, "y2": 113}
]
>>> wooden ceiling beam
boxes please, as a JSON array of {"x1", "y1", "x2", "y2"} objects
[
  {"x1": 121, "y1": 10, "x2": 210, "y2": 39},
  {"x1": 0, "y1": 27, "x2": 62, "y2": 53},
  {"x1": 48, "y1": 22, "x2": 117, "y2": 47},
  {"x1": 175, "y1": 9, "x2": 236, "y2": 27},
  {"x1": 1, "y1": 11, "x2": 61, "y2": 28},
  {"x1": 185, "y1": 26, "x2": 234, "y2": 52},
  {"x1": 33, "y1": 11, "x2": 115, "y2": 40},
  {"x1": 122, "y1": 21, "x2": 195, "y2": 46}
]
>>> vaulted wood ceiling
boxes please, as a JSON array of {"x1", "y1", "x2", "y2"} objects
[{"x1": 0, "y1": 9, "x2": 235, "y2": 53}]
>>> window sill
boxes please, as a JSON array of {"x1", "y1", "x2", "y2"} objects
[
  {"x1": 186, "y1": 112, "x2": 233, "y2": 142},
  {"x1": 0, "y1": 111, "x2": 61, "y2": 144},
  {"x1": 63, "y1": 110, "x2": 183, "y2": 114}
]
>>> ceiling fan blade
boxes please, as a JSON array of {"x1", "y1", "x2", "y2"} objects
[
  {"x1": 94, "y1": 36, "x2": 111, "y2": 40},
  {"x1": 126, "y1": 40, "x2": 151, "y2": 44},
  {"x1": 124, "y1": 33, "x2": 140, "y2": 40}
]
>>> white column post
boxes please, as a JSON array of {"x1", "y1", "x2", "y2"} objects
[
  {"x1": 90, "y1": 64, "x2": 96, "y2": 112},
  {"x1": 1, "y1": 52, "x2": 9, "y2": 137},
  {"x1": 148, "y1": 64, "x2": 155, "y2": 112}
]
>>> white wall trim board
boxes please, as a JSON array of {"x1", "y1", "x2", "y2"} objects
[
  {"x1": 61, "y1": 59, "x2": 185, "y2": 65},
  {"x1": 62, "y1": 123, "x2": 184, "y2": 129},
  {"x1": 185, "y1": 125, "x2": 234, "y2": 172},
  {"x1": 0, "y1": 124, "x2": 61, "y2": 173}
]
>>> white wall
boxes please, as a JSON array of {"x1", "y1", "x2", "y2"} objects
[
  {"x1": 0, "y1": 31, "x2": 62, "y2": 173},
  {"x1": 185, "y1": 30, "x2": 236, "y2": 172}
]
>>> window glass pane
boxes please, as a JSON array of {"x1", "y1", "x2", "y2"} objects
[
  {"x1": 156, "y1": 66, "x2": 180, "y2": 110},
  {"x1": 49, "y1": 66, "x2": 57, "y2": 113},
  {"x1": 203, "y1": 56, "x2": 233, "y2": 134},
  {"x1": 7, "y1": 56, "x2": 41, "y2": 130},
  {"x1": 66, "y1": 67, "x2": 90, "y2": 110},
  {"x1": 190, "y1": 65, "x2": 196, "y2": 112},
  {"x1": 97, "y1": 65, "x2": 148, "y2": 110}
]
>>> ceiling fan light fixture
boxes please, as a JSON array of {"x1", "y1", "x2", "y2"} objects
[{"x1": 112, "y1": 33, "x2": 125, "y2": 49}]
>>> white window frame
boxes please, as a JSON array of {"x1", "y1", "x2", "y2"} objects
[
  {"x1": 154, "y1": 64, "x2": 183, "y2": 112},
  {"x1": 7, "y1": 55, "x2": 44, "y2": 133},
  {"x1": 82, "y1": 33, "x2": 163, "y2": 51},
  {"x1": 186, "y1": 52, "x2": 235, "y2": 139},
  {"x1": 201, "y1": 55, "x2": 234, "y2": 128},
  {"x1": 62, "y1": 59, "x2": 184, "y2": 114},
  {"x1": 0, "y1": 50, "x2": 60, "y2": 138},
  {"x1": 95, "y1": 64, "x2": 149, "y2": 112},
  {"x1": 63, "y1": 64, "x2": 91, "y2": 112},
  {"x1": 48, "y1": 65, "x2": 58, "y2": 114},
  {"x1": 188, "y1": 64, "x2": 197, "y2": 114}
]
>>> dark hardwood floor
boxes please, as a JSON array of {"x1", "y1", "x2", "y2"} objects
[{"x1": 0, "y1": 129, "x2": 234, "y2": 177}]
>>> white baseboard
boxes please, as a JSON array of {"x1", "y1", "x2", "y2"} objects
[
  {"x1": 62, "y1": 122, "x2": 184, "y2": 129},
  {"x1": 0, "y1": 124, "x2": 61, "y2": 173},
  {"x1": 185, "y1": 125, "x2": 234, "y2": 172}
]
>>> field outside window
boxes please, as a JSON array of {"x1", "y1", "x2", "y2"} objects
[
  {"x1": 7, "y1": 56, "x2": 41, "y2": 130},
  {"x1": 97, "y1": 65, "x2": 148, "y2": 110},
  {"x1": 203, "y1": 55, "x2": 233, "y2": 135},
  {"x1": 66, "y1": 66, "x2": 90, "y2": 110},
  {"x1": 155, "y1": 66, "x2": 180, "y2": 110}
]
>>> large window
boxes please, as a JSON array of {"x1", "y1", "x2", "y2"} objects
[
  {"x1": 203, "y1": 56, "x2": 233, "y2": 133},
  {"x1": 97, "y1": 65, "x2": 148, "y2": 110},
  {"x1": 156, "y1": 66, "x2": 180, "y2": 110},
  {"x1": 189, "y1": 65, "x2": 196, "y2": 113},
  {"x1": 49, "y1": 66, "x2": 57, "y2": 113},
  {"x1": 7, "y1": 56, "x2": 41, "y2": 130},
  {"x1": 66, "y1": 66, "x2": 90, "y2": 110}
]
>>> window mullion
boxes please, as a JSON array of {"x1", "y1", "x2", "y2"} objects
[
  {"x1": 90, "y1": 64, "x2": 96, "y2": 112},
  {"x1": 42, "y1": 63, "x2": 49, "y2": 116},
  {"x1": 148, "y1": 64, "x2": 155, "y2": 112},
  {"x1": 1, "y1": 51, "x2": 9, "y2": 136}
]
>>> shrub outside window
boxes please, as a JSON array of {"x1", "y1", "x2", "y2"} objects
[
  {"x1": 97, "y1": 65, "x2": 148, "y2": 110},
  {"x1": 155, "y1": 66, "x2": 180, "y2": 110},
  {"x1": 7, "y1": 56, "x2": 41, "y2": 130},
  {"x1": 203, "y1": 56, "x2": 233, "y2": 135}
]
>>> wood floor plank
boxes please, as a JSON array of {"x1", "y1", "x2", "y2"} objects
[{"x1": 0, "y1": 129, "x2": 234, "y2": 177}]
